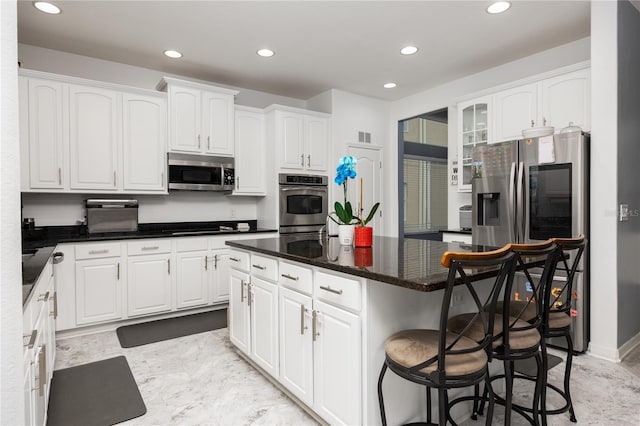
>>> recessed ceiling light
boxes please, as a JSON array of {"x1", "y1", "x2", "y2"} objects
[
  {"x1": 400, "y1": 46, "x2": 418, "y2": 55},
  {"x1": 486, "y1": 1, "x2": 511, "y2": 14},
  {"x1": 33, "y1": 1, "x2": 61, "y2": 14},
  {"x1": 383, "y1": 83, "x2": 397, "y2": 89},
  {"x1": 257, "y1": 48, "x2": 275, "y2": 58},
  {"x1": 163, "y1": 50, "x2": 182, "y2": 59}
]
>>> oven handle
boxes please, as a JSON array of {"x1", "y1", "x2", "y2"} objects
[{"x1": 280, "y1": 187, "x2": 327, "y2": 192}]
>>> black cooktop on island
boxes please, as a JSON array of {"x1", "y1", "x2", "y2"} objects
[{"x1": 22, "y1": 220, "x2": 276, "y2": 249}]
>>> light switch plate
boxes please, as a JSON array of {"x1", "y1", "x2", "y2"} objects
[{"x1": 620, "y1": 204, "x2": 629, "y2": 222}]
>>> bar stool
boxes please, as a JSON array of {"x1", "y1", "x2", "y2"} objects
[
  {"x1": 377, "y1": 245, "x2": 516, "y2": 426},
  {"x1": 449, "y1": 240, "x2": 560, "y2": 425}
]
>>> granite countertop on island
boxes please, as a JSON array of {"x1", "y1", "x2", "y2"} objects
[{"x1": 226, "y1": 235, "x2": 501, "y2": 293}]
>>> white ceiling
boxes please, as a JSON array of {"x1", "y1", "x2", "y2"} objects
[{"x1": 17, "y1": 1, "x2": 591, "y2": 102}]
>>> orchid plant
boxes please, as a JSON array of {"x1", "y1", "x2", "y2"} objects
[{"x1": 330, "y1": 156, "x2": 380, "y2": 227}]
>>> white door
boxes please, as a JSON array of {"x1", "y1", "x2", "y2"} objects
[
  {"x1": 347, "y1": 145, "x2": 382, "y2": 230},
  {"x1": 123, "y1": 93, "x2": 166, "y2": 191},
  {"x1": 69, "y1": 85, "x2": 120, "y2": 190},
  {"x1": 169, "y1": 85, "x2": 201, "y2": 153},
  {"x1": 127, "y1": 254, "x2": 172, "y2": 316},
  {"x1": 211, "y1": 249, "x2": 231, "y2": 303},
  {"x1": 27, "y1": 78, "x2": 65, "y2": 189},
  {"x1": 279, "y1": 112, "x2": 305, "y2": 169},
  {"x1": 279, "y1": 287, "x2": 313, "y2": 406},
  {"x1": 540, "y1": 68, "x2": 591, "y2": 131},
  {"x1": 229, "y1": 269, "x2": 250, "y2": 355},
  {"x1": 176, "y1": 251, "x2": 209, "y2": 309},
  {"x1": 313, "y1": 300, "x2": 362, "y2": 426},
  {"x1": 305, "y1": 116, "x2": 329, "y2": 172},
  {"x1": 75, "y1": 258, "x2": 122, "y2": 325},
  {"x1": 494, "y1": 83, "x2": 537, "y2": 143},
  {"x1": 234, "y1": 108, "x2": 266, "y2": 194},
  {"x1": 203, "y1": 92, "x2": 234, "y2": 156},
  {"x1": 250, "y1": 276, "x2": 279, "y2": 377}
]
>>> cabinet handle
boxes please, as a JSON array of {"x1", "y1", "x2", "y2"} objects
[
  {"x1": 214, "y1": 254, "x2": 218, "y2": 270},
  {"x1": 312, "y1": 310, "x2": 319, "y2": 341},
  {"x1": 230, "y1": 257, "x2": 240, "y2": 262},
  {"x1": 39, "y1": 345, "x2": 47, "y2": 396},
  {"x1": 301, "y1": 154, "x2": 304, "y2": 167},
  {"x1": 207, "y1": 136, "x2": 211, "y2": 151},
  {"x1": 307, "y1": 155, "x2": 310, "y2": 167},
  {"x1": 141, "y1": 246, "x2": 159, "y2": 251},
  {"x1": 543, "y1": 117, "x2": 547, "y2": 126},
  {"x1": 89, "y1": 249, "x2": 108, "y2": 255},
  {"x1": 530, "y1": 119, "x2": 535, "y2": 127},
  {"x1": 300, "y1": 304, "x2": 308, "y2": 335},
  {"x1": 281, "y1": 273, "x2": 299, "y2": 281},
  {"x1": 53, "y1": 292, "x2": 58, "y2": 319},
  {"x1": 24, "y1": 330, "x2": 37, "y2": 349},
  {"x1": 38, "y1": 291, "x2": 49, "y2": 302},
  {"x1": 205, "y1": 255, "x2": 208, "y2": 271},
  {"x1": 58, "y1": 168, "x2": 61, "y2": 185},
  {"x1": 247, "y1": 283, "x2": 252, "y2": 306},
  {"x1": 240, "y1": 280, "x2": 245, "y2": 301},
  {"x1": 161, "y1": 172, "x2": 164, "y2": 185},
  {"x1": 167, "y1": 259, "x2": 171, "y2": 274},
  {"x1": 197, "y1": 135, "x2": 201, "y2": 148},
  {"x1": 319, "y1": 285, "x2": 343, "y2": 295},
  {"x1": 117, "y1": 263, "x2": 120, "y2": 280},
  {"x1": 252, "y1": 264, "x2": 266, "y2": 271},
  {"x1": 113, "y1": 171, "x2": 116, "y2": 186},
  {"x1": 236, "y1": 176, "x2": 239, "y2": 190}
]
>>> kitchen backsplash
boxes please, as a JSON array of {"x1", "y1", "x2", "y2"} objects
[{"x1": 21, "y1": 192, "x2": 257, "y2": 226}]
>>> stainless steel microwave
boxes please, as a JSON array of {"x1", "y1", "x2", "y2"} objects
[{"x1": 167, "y1": 153, "x2": 234, "y2": 191}]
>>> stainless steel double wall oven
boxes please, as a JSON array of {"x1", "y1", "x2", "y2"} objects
[{"x1": 279, "y1": 173, "x2": 328, "y2": 234}]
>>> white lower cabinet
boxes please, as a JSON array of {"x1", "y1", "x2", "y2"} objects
[
  {"x1": 176, "y1": 250, "x2": 209, "y2": 309},
  {"x1": 229, "y1": 268, "x2": 251, "y2": 354},
  {"x1": 250, "y1": 276, "x2": 279, "y2": 377},
  {"x1": 210, "y1": 249, "x2": 231, "y2": 303},
  {"x1": 127, "y1": 253, "x2": 172, "y2": 316},
  {"x1": 75, "y1": 257, "x2": 122, "y2": 325}
]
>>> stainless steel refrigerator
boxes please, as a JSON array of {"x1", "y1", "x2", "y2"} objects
[{"x1": 471, "y1": 130, "x2": 589, "y2": 352}]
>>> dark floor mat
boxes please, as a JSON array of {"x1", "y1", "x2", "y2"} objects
[
  {"x1": 47, "y1": 356, "x2": 146, "y2": 426},
  {"x1": 116, "y1": 309, "x2": 227, "y2": 348}
]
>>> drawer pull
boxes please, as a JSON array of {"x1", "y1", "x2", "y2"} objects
[
  {"x1": 205, "y1": 255, "x2": 208, "y2": 271},
  {"x1": 117, "y1": 263, "x2": 120, "y2": 280},
  {"x1": 24, "y1": 330, "x2": 37, "y2": 349},
  {"x1": 319, "y1": 285, "x2": 343, "y2": 295},
  {"x1": 230, "y1": 257, "x2": 240, "y2": 262},
  {"x1": 252, "y1": 264, "x2": 266, "y2": 271},
  {"x1": 89, "y1": 249, "x2": 109, "y2": 255},
  {"x1": 300, "y1": 304, "x2": 308, "y2": 335},
  {"x1": 247, "y1": 283, "x2": 252, "y2": 306},
  {"x1": 312, "y1": 310, "x2": 319, "y2": 341},
  {"x1": 37, "y1": 291, "x2": 50, "y2": 302},
  {"x1": 281, "y1": 273, "x2": 299, "y2": 281},
  {"x1": 141, "y1": 246, "x2": 160, "y2": 251}
]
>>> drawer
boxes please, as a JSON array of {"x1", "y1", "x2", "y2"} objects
[
  {"x1": 176, "y1": 237, "x2": 208, "y2": 252},
  {"x1": 314, "y1": 270, "x2": 362, "y2": 312},
  {"x1": 128, "y1": 239, "x2": 171, "y2": 256},
  {"x1": 279, "y1": 261, "x2": 313, "y2": 295},
  {"x1": 228, "y1": 249, "x2": 250, "y2": 272},
  {"x1": 250, "y1": 253, "x2": 278, "y2": 282},
  {"x1": 75, "y1": 242, "x2": 121, "y2": 259}
]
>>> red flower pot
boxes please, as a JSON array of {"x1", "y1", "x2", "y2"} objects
[
  {"x1": 354, "y1": 247, "x2": 373, "y2": 267},
  {"x1": 354, "y1": 226, "x2": 373, "y2": 247}
]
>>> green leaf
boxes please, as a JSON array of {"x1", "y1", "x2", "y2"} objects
[
  {"x1": 334, "y1": 202, "x2": 346, "y2": 224},
  {"x1": 345, "y1": 201, "x2": 353, "y2": 223},
  {"x1": 363, "y1": 202, "x2": 380, "y2": 226}
]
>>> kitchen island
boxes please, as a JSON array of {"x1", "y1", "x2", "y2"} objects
[{"x1": 225, "y1": 234, "x2": 502, "y2": 425}]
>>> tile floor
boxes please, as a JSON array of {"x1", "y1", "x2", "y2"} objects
[{"x1": 54, "y1": 328, "x2": 640, "y2": 425}]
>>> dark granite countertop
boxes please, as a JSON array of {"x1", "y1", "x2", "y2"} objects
[
  {"x1": 22, "y1": 220, "x2": 277, "y2": 249},
  {"x1": 226, "y1": 235, "x2": 501, "y2": 292},
  {"x1": 22, "y1": 246, "x2": 56, "y2": 307}
]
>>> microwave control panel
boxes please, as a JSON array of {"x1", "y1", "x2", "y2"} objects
[{"x1": 223, "y1": 169, "x2": 235, "y2": 186}]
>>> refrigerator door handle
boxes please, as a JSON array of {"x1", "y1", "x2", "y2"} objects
[
  {"x1": 517, "y1": 161, "x2": 525, "y2": 242},
  {"x1": 509, "y1": 162, "x2": 517, "y2": 242}
]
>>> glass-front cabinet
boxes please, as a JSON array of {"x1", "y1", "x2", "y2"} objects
[{"x1": 458, "y1": 97, "x2": 491, "y2": 192}]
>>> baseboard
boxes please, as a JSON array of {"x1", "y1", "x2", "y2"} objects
[
  {"x1": 587, "y1": 341, "x2": 620, "y2": 362},
  {"x1": 618, "y1": 330, "x2": 640, "y2": 361},
  {"x1": 55, "y1": 304, "x2": 227, "y2": 340}
]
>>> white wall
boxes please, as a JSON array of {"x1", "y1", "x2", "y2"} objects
[
  {"x1": 0, "y1": 0, "x2": 25, "y2": 423},
  {"x1": 22, "y1": 192, "x2": 258, "y2": 226},
  {"x1": 387, "y1": 37, "x2": 591, "y2": 237},
  {"x1": 589, "y1": 1, "x2": 619, "y2": 361}
]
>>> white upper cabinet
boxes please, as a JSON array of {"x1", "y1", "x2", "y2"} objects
[
  {"x1": 540, "y1": 68, "x2": 590, "y2": 132},
  {"x1": 457, "y1": 97, "x2": 491, "y2": 191},
  {"x1": 122, "y1": 93, "x2": 167, "y2": 191},
  {"x1": 269, "y1": 106, "x2": 330, "y2": 173},
  {"x1": 69, "y1": 84, "x2": 120, "y2": 190},
  {"x1": 234, "y1": 106, "x2": 266, "y2": 195},
  {"x1": 24, "y1": 78, "x2": 66, "y2": 190},
  {"x1": 494, "y1": 83, "x2": 538, "y2": 143},
  {"x1": 161, "y1": 77, "x2": 237, "y2": 156}
]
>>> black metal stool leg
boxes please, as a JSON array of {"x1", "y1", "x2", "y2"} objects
[
  {"x1": 378, "y1": 363, "x2": 388, "y2": 426},
  {"x1": 503, "y1": 359, "x2": 514, "y2": 426},
  {"x1": 426, "y1": 385, "x2": 433, "y2": 424},
  {"x1": 533, "y1": 352, "x2": 544, "y2": 426},
  {"x1": 438, "y1": 388, "x2": 448, "y2": 426},
  {"x1": 484, "y1": 373, "x2": 495, "y2": 426},
  {"x1": 565, "y1": 334, "x2": 577, "y2": 423},
  {"x1": 471, "y1": 383, "x2": 479, "y2": 420},
  {"x1": 540, "y1": 341, "x2": 549, "y2": 426}
]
